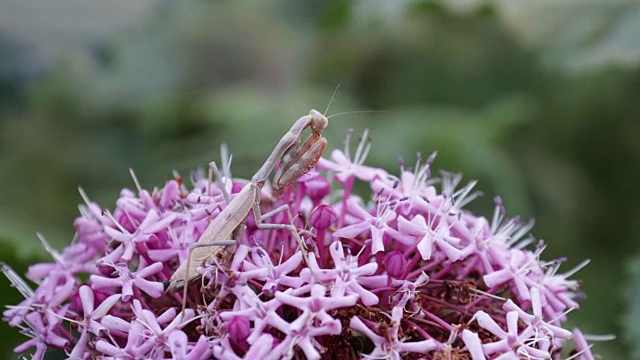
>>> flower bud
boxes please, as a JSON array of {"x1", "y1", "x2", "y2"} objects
[
  {"x1": 227, "y1": 316, "x2": 251, "y2": 351},
  {"x1": 310, "y1": 204, "x2": 337, "y2": 231},
  {"x1": 385, "y1": 250, "x2": 406, "y2": 279},
  {"x1": 299, "y1": 171, "x2": 331, "y2": 201},
  {"x1": 227, "y1": 316, "x2": 250, "y2": 339},
  {"x1": 160, "y1": 180, "x2": 180, "y2": 209}
]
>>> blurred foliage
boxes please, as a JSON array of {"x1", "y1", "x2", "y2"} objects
[
  {"x1": 626, "y1": 257, "x2": 640, "y2": 359},
  {"x1": 1, "y1": 0, "x2": 640, "y2": 358}
]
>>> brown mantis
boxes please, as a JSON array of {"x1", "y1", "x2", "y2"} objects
[{"x1": 166, "y1": 110, "x2": 328, "y2": 305}]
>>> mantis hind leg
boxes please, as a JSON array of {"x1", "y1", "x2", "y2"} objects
[
  {"x1": 180, "y1": 239, "x2": 237, "y2": 319},
  {"x1": 253, "y1": 203, "x2": 311, "y2": 259}
]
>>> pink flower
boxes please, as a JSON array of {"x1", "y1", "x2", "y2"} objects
[
  {"x1": 350, "y1": 302, "x2": 439, "y2": 359},
  {"x1": 168, "y1": 332, "x2": 212, "y2": 360},
  {"x1": 473, "y1": 310, "x2": 551, "y2": 359},
  {"x1": 317, "y1": 129, "x2": 388, "y2": 184},
  {"x1": 333, "y1": 197, "x2": 397, "y2": 254},
  {"x1": 90, "y1": 259, "x2": 164, "y2": 302}
]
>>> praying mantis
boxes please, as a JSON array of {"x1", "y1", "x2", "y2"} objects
[{"x1": 166, "y1": 109, "x2": 328, "y2": 297}]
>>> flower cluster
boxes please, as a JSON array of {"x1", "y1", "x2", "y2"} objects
[{"x1": 2, "y1": 130, "x2": 599, "y2": 359}]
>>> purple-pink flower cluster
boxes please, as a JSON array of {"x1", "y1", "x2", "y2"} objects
[{"x1": 3, "y1": 131, "x2": 599, "y2": 359}]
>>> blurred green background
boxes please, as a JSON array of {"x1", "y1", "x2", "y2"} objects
[{"x1": 1, "y1": 0, "x2": 639, "y2": 358}]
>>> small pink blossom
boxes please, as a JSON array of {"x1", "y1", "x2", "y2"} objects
[{"x1": 333, "y1": 198, "x2": 397, "y2": 254}]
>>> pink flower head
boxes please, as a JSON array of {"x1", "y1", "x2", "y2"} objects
[{"x1": 1, "y1": 127, "x2": 601, "y2": 359}]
